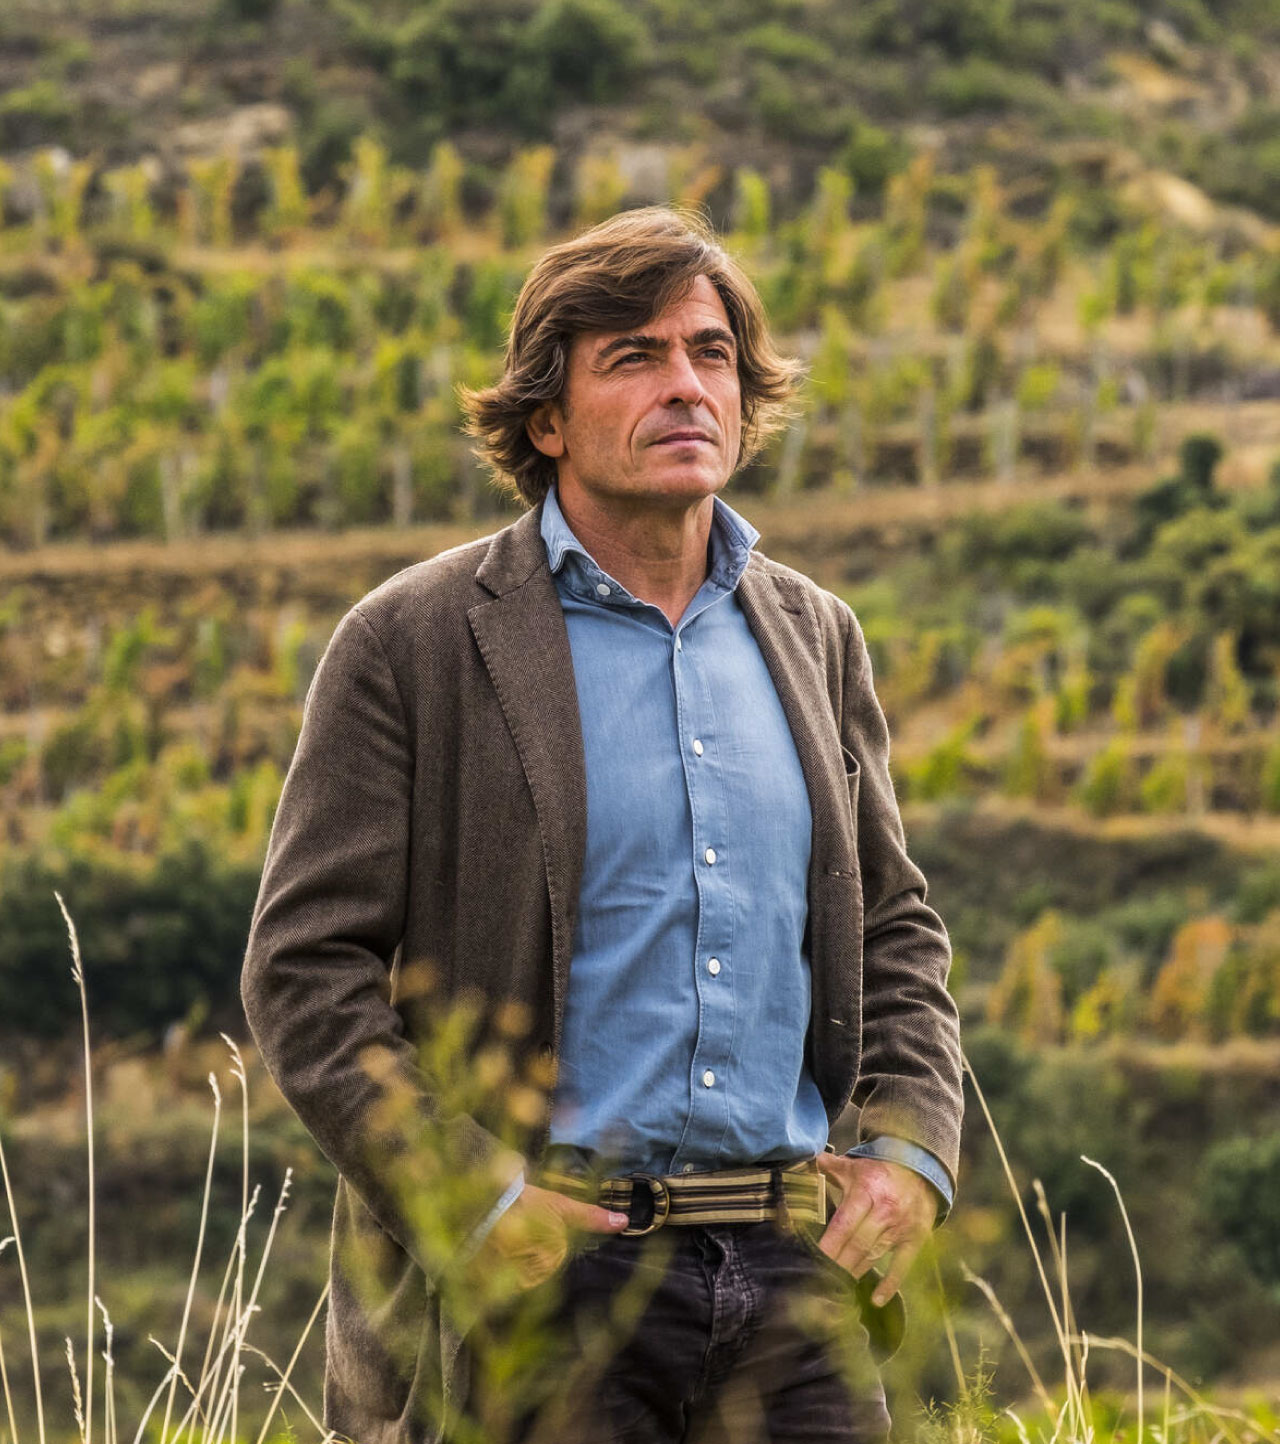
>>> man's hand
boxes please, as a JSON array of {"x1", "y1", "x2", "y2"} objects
[
  {"x1": 478, "y1": 1182, "x2": 630, "y2": 1290},
  {"x1": 813, "y1": 1153, "x2": 937, "y2": 1307}
]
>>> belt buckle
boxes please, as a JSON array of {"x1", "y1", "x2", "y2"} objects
[{"x1": 621, "y1": 1173, "x2": 671, "y2": 1236}]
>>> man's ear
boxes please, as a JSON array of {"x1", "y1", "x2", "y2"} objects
[{"x1": 526, "y1": 403, "x2": 566, "y2": 459}]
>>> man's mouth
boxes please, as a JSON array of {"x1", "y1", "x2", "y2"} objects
[{"x1": 651, "y1": 431, "x2": 714, "y2": 446}]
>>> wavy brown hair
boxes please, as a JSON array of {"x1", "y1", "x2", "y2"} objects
[{"x1": 459, "y1": 206, "x2": 804, "y2": 507}]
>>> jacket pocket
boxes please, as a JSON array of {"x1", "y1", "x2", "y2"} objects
[
  {"x1": 841, "y1": 748, "x2": 861, "y2": 826},
  {"x1": 823, "y1": 749, "x2": 860, "y2": 880}
]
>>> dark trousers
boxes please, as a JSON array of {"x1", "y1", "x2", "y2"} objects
[{"x1": 504, "y1": 1220, "x2": 891, "y2": 1444}]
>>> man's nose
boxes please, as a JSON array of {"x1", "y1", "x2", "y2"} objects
[{"x1": 660, "y1": 348, "x2": 706, "y2": 407}]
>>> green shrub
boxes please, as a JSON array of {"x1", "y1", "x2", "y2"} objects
[
  {"x1": 0, "y1": 840, "x2": 262, "y2": 1039},
  {"x1": 1259, "y1": 736, "x2": 1280, "y2": 813},
  {"x1": 498, "y1": 146, "x2": 555, "y2": 249},
  {"x1": 221, "y1": 0, "x2": 282, "y2": 19},
  {"x1": 738, "y1": 22, "x2": 830, "y2": 69},
  {"x1": 384, "y1": 0, "x2": 647, "y2": 134},
  {"x1": 748, "y1": 64, "x2": 851, "y2": 146},
  {"x1": 944, "y1": 501, "x2": 1094, "y2": 579},
  {"x1": 1205, "y1": 1133, "x2": 1280, "y2": 1286},
  {"x1": 836, "y1": 114, "x2": 906, "y2": 196},
  {"x1": 0, "y1": 79, "x2": 74, "y2": 149},
  {"x1": 1139, "y1": 748, "x2": 1192, "y2": 814},
  {"x1": 1077, "y1": 739, "x2": 1137, "y2": 817},
  {"x1": 1206, "y1": 932, "x2": 1280, "y2": 1038},
  {"x1": 903, "y1": 721, "x2": 982, "y2": 801},
  {"x1": 926, "y1": 58, "x2": 1058, "y2": 118},
  {"x1": 526, "y1": 0, "x2": 649, "y2": 103},
  {"x1": 190, "y1": 276, "x2": 257, "y2": 365},
  {"x1": 387, "y1": 0, "x2": 538, "y2": 131},
  {"x1": 461, "y1": 259, "x2": 523, "y2": 351},
  {"x1": 1129, "y1": 433, "x2": 1227, "y2": 553},
  {"x1": 0, "y1": 735, "x2": 29, "y2": 784},
  {"x1": 334, "y1": 415, "x2": 389, "y2": 524},
  {"x1": 282, "y1": 271, "x2": 356, "y2": 351},
  {"x1": 299, "y1": 96, "x2": 370, "y2": 194}
]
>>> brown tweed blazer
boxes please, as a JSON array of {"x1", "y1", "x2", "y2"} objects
[{"x1": 241, "y1": 501, "x2": 962, "y2": 1444}]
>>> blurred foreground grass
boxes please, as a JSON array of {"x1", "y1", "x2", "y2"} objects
[{"x1": 2, "y1": 899, "x2": 1279, "y2": 1444}]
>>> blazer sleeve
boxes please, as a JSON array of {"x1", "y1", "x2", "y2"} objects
[
  {"x1": 837, "y1": 601, "x2": 964, "y2": 1194},
  {"x1": 241, "y1": 605, "x2": 519, "y2": 1279}
]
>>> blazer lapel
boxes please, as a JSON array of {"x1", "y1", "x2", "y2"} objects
[
  {"x1": 737, "y1": 558, "x2": 863, "y2": 1112},
  {"x1": 736, "y1": 559, "x2": 852, "y2": 873},
  {"x1": 467, "y1": 507, "x2": 586, "y2": 1051}
]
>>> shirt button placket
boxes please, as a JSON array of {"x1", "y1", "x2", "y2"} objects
[{"x1": 681, "y1": 617, "x2": 728, "y2": 1145}]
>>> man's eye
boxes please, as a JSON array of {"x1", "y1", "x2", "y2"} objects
[
  {"x1": 702, "y1": 347, "x2": 731, "y2": 362},
  {"x1": 614, "y1": 351, "x2": 648, "y2": 366}
]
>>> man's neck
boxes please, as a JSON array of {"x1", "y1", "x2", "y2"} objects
[{"x1": 554, "y1": 485, "x2": 717, "y2": 627}]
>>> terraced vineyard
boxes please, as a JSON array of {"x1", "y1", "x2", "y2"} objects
[{"x1": 5, "y1": 129, "x2": 1280, "y2": 1033}]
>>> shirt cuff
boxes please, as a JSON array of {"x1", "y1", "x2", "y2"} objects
[
  {"x1": 455, "y1": 1169, "x2": 526, "y2": 1264},
  {"x1": 845, "y1": 1137, "x2": 954, "y2": 1223}
]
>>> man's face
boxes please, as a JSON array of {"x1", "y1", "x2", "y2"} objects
[{"x1": 528, "y1": 273, "x2": 744, "y2": 511}]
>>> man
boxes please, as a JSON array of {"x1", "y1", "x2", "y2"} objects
[{"x1": 241, "y1": 206, "x2": 962, "y2": 1444}]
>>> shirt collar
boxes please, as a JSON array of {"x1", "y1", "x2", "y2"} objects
[{"x1": 539, "y1": 484, "x2": 760, "y2": 598}]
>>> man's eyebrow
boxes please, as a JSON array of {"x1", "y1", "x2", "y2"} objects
[
  {"x1": 594, "y1": 333, "x2": 663, "y2": 362},
  {"x1": 594, "y1": 326, "x2": 738, "y2": 362},
  {"x1": 689, "y1": 326, "x2": 737, "y2": 351}
]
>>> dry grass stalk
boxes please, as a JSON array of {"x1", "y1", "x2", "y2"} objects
[
  {"x1": 1071, "y1": 1336, "x2": 1278, "y2": 1444},
  {"x1": 959, "y1": 1263, "x2": 1054, "y2": 1414},
  {"x1": 241, "y1": 1341, "x2": 332, "y2": 1440},
  {"x1": 185, "y1": 1184, "x2": 258, "y2": 1440},
  {"x1": 0, "y1": 1237, "x2": 19, "y2": 1444},
  {"x1": 0, "y1": 895, "x2": 335, "y2": 1444},
  {"x1": 64, "y1": 1338, "x2": 84, "y2": 1444},
  {"x1": 1080, "y1": 1156, "x2": 1142, "y2": 1442},
  {"x1": 0, "y1": 1106, "x2": 46, "y2": 1444},
  {"x1": 250, "y1": 1282, "x2": 332, "y2": 1444},
  {"x1": 963, "y1": 1054, "x2": 1087, "y2": 1434},
  {"x1": 96, "y1": 1299, "x2": 116, "y2": 1444},
  {"x1": 142, "y1": 1341, "x2": 201, "y2": 1444},
  {"x1": 225, "y1": 1168, "x2": 296, "y2": 1444},
  {"x1": 162, "y1": 1286, "x2": 262, "y2": 1443},
  {"x1": 963, "y1": 1049, "x2": 1279, "y2": 1444},
  {"x1": 158, "y1": 1073, "x2": 222, "y2": 1444},
  {"x1": 1032, "y1": 1182, "x2": 1091, "y2": 1441},
  {"x1": 170, "y1": 1184, "x2": 260, "y2": 1444},
  {"x1": 55, "y1": 890, "x2": 95, "y2": 1444},
  {"x1": 934, "y1": 1254, "x2": 971, "y2": 1404},
  {"x1": 220, "y1": 1035, "x2": 249, "y2": 1444}
]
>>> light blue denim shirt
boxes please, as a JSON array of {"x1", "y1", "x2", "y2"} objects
[
  {"x1": 544, "y1": 483, "x2": 827, "y2": 1173},
  {"x1": 468, "y1": 487, "x2": 952, "y2": 1247}
]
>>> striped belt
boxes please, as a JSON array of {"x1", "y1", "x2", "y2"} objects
[{"x1": 539, "y1": 1157, "x2": 827, "y2": 1237}]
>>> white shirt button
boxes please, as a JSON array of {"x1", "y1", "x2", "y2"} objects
[
  {"x1": 692, "y1": 739, "x2": 704, "y2": 756},
  {"x1": 675, "y1": 635, "x2": 683, "y2": 651},
  {"x1": 595, "y1": 582, "x2": 611, "y2": 597},
  {"x1": 702, "y1": 1069, "x2": 716, "y2": 1088},
  {"x1": 707, "y1": 957, "x2": 721, "y2": 976},
  {"x1": 682, "y1": 1163, "x2": 696, "y2": 1174},
  {"x1": 704, "y1": 847, "x2": 717, "y2": 865}
]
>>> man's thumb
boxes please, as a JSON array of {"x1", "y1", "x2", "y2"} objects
[{"x1": 556, "y1": 1196, "x2": 629, "y2": 1232}]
